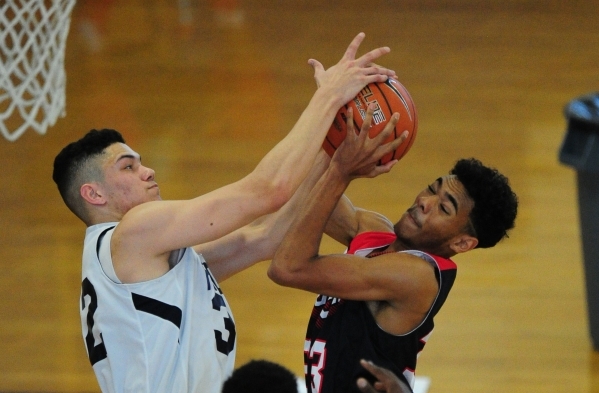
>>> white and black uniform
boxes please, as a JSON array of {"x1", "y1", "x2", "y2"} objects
[{"x1": 80, "y1": 222, "x2": 236, "y2": 393}]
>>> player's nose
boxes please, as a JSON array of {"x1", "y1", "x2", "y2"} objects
[
  {"x1": 417, "y1": 194, "x2": 434, "y2": 214},
  {"x1": 142, "y1": 166, "x2": 155, "y2": 181}
]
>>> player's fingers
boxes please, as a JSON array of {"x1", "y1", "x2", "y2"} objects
[
  {"x1": 376, "y1": 130, "x2": 407, "y2": 160},
  {"x1": 356, "y1": 378, "x2": 378, "y2": 393},
  {"x1": 309, "y1": 59, "x2": 325, "y2": 84},
  {"x1": 371, "y1": 160, "x2": 398, "y2": 177},
  {"x1": 368, "y1": 68, "x2": 396, "y2": 79},
  {"x1": 346, "y1": 107, "x2": 358, "y2": 138},
  {"x1": 374, "y1": 64, "x2": 397, "y2": 80},
  {"x1": 370, "y1": 113, "x2": 399, "y2": 146},
  {"x1": 364, "y1": 63, "x2": 397, "y2": 79},
  {"x1": 359, "y1": 104, "x2": 376, "y2": 137},
  {"x1": 343, "y1": 32, "x2": 366, "y2": 60},
  {"x1": 398, "y1": 130, "x2": 409, "y2": 144},
  {"x1": 360, "y1": 359, "x2": 391, "y2": 380},
  {"x1": 359, "y1": 165, "x2": 389, "y2": 179},
  {"x1": 359, "y1": 359, "x2": 412, "y2": 393},
  {"x1": 384, "y1": 159, "x2": 399, "y2": 170},
  {"x1": 387, "y1": 130, "x2": 409, "y2": 152},
  {"x1": 357, "y1": 46, "x2": 391, "y2": 68},
  {"x1": 365, "y1": 75, "x2": 392, "y2": 85}
]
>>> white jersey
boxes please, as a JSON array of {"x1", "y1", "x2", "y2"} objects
[{"x1": 80, "y1": 223, "x2": 236, "y2": 393}]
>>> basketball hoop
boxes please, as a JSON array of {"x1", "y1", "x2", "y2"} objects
[{"x1": 0, "y1": 0, "x2": 76, "y2": 142}]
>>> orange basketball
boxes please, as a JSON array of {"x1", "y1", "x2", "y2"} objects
[{"x1": 323, "y1": 77, "x2": 418, "y2": 165}]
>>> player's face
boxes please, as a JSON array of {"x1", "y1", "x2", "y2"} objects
[
  {"x1": 394, "y1": 175, "x2": 475, "y2": 256},
  {"x1": 98, "y1": 143, "x2": 161, "y2": 215}
]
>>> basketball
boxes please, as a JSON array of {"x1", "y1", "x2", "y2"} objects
[{"x1": 323, "y1": 77, "x2": 418, "y2": 165}]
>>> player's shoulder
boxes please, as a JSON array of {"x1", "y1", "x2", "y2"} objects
[{"x1": 356, "y1": 208, "x2": 394, "y2": 233}]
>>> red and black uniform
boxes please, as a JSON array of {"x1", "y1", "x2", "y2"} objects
[{"x1": 304, "y1": 232, "x2": 457, "y2": 393}]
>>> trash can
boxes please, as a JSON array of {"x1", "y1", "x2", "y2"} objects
[{"x1": 559, "y1": 92, "x2": 599, "y2": 350}]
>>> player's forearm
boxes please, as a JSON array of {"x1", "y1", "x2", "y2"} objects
[
  {"x1": 250, "y1": 88, "x2": 343, "y2": 209},
  {"x1": 200, "y1": 151, "x2": 331, "y2": 281},
  {"x1": 199, "y1": 222, "x2": 270, "y2": 282},
  {"x1": 269, "y1": 165, "x2": 350, "y2": 284},
  {"x1": 257, "y1": 149, "x2": 331, "y2": 249}
]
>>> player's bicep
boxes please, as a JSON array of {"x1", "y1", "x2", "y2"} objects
[
  {"x1": 325, "y1": 194, "x2": 359, "y2": 245},
  {"x1": 325, "y1": 196, "x2": 395, "y2": 247},
  {"x1": 272, "y1": 252, "x2": 430, "y2": 302},
  {"x1": 115, "y1": 179, "x2": 272, "y2": 257}
]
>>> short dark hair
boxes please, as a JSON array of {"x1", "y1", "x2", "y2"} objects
[
  {"x1": 221, "y1": 359, "x2": 298, "y2": 393},
  {"x1": 52, "y1": 129, "x2": 125, "y2": 220},
  {"x1": 450, "y1": 158, "x2": 518, "y2": 248}
]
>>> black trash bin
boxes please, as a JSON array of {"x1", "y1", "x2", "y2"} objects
[{"x1": 559, "y1": 92, "x2": 599, "y2": 350}]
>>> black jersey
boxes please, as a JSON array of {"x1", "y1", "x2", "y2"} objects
[{"x1": 304, "y1": 231, "x2": 457, "y2": 393}]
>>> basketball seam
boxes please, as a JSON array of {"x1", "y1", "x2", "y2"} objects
[
  {"x1": 385, "y1": 79, "x2": 413, "y2": 122},
  {"x1": 373, "y1": 83, "x2": 397, "y2": 164}
]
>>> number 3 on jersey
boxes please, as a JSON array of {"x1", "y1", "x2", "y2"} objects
[{"x1": 305, "y1": 339, "x2": 327, "y2": 393}]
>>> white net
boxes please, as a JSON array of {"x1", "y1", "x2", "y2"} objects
[{"x1": 0, "y1": 0, "x2": 76, "y2": 142}]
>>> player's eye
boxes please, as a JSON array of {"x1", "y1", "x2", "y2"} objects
[
  {"x1": 427, "y1": 185, "x2": 435, "y2": 194},
  {"x1": 440, "y1": 204, "x2": 450, "y2": 214}
]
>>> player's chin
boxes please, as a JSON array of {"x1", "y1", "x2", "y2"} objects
[
  {"x1": 398, "y1": 212, "x2": 413, "y2": 227},
  {"x1": 148, "y1": 188, "x2": 162, "y2": 201},
  {"x1": 395, "y1": 215, "x2": 419, "y2": 239}
]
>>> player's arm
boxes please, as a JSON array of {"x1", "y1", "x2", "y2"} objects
[
  {"x1": 112, "y1": 33, "x2": 395, "y2": 283},
  {"x1": 268, "y1": 152, "x2": 432, "y2": 303},
  {"x1": 324, "y1": 194, "x2": 395, "y2": 247},
  {"x1": 196, "y1": 150, "x2": 331, "y2": 282},
  {"x1": 199, "y1": 104, "x2": 393, "y2": 282},
  {"x1": 268, "y1": 107, "x2": 417, "y2": 302}
]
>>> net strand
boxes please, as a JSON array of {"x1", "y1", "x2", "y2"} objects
[{"x1": 0, "y1": 0, "x2": 76, "y2": 142}]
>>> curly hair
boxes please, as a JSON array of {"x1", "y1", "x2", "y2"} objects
[
  {"x1": 221, "y1": 359, "x2": 298, "y2": 393},
  {"x1": 450, "y1": 158, "x2": 518, "y2": 248},
  {"x1": 52, "y1": 129, "x2": 125, "y2": 220}
]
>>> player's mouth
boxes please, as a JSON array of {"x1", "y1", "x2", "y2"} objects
[{"x1": 407, "y1": 208, "x2": 422, "y2": 228}]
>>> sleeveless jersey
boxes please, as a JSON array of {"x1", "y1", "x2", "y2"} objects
[
  {"x1": 304, "y1": 231, "x2": 457, "y2": 393},
  {"x1": 80, "y1": 223, "x2": 237, "y2": 393}
]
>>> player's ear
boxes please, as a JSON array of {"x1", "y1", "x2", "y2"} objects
[
  {"x1": 449, "y1": 234, "x2": 478, "y2": 254},
  {"x1": 80, "y1": 183, "x2": 105, "y2": 206}
]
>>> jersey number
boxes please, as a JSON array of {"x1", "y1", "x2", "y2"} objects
[
  {"x1": 211, "y1": 292, "x2": 236, "y2": 355},
  {"x1": 304, "y1": 339, "x2": 327, "y2": 393},
  {"x1": 81, "y1": 276, "x2": 237, "y2": 365},
  {"x1": 81, "y1": 278, "x2": 107, "y2": 365}
]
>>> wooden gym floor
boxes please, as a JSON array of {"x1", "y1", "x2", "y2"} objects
[{"x1": 1, "y1": 0, "x2": 599, "y2": 392}]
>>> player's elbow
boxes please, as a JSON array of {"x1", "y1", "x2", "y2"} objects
[
  {"x1": 267, "y1": 259, "x2": 297, "y2": 287},
  {"x1": 267, "y1": 262, "x2": 286, "y2": 285}
]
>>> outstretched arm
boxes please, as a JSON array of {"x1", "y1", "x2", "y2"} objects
[
  {"x1": 196, "y1": 150, "x2": 331, "y2": 282},
  {"x1": 112, "y1": 33, "x2": 396, "y2": 283},
  {"x1": 268, "y1": 106, "x2": 422, "y2": 302}
]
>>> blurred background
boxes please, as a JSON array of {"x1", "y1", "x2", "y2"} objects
[{"x1": 1, "y1": 0, "x2": 598, "y2": 392}]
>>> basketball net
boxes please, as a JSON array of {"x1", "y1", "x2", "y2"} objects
[{"x1": 0, "y1": 0, "x2": 76, "y2": 142}]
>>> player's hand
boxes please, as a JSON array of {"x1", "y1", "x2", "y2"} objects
[
  {"x1": 331, "y1": 104, "x2": 407, "y2": 180},
  {"x1": 309, "y1": 32, "x2": 396, "y2": 106},
  {"x1": 356, "y1": 359, "x2": 412, "y2": 393}
]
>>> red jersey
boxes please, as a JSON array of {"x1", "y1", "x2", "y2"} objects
[{"x1": 304, "y1": 232, "x2": 457, "y2": 393}]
